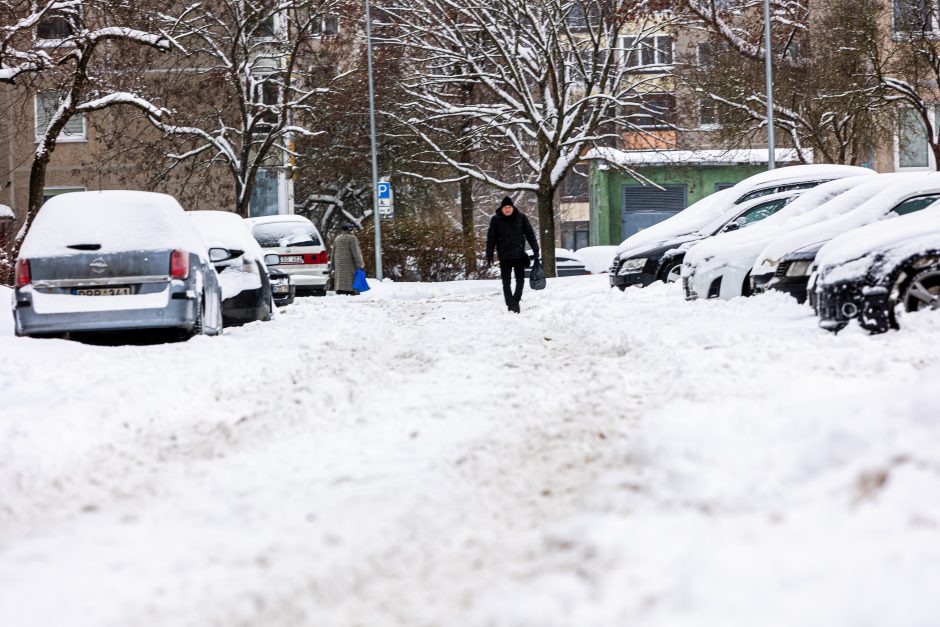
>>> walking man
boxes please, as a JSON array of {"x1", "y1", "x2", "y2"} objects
[
  {"x1": 486, "y1": 196, "x2": 539, "y2": 313},
  {"x1": 332, "y1": 223, "x2": 365, "y2": 295}
]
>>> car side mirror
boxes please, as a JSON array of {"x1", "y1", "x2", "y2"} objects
[
  {"x1": 209, "y1": 247, "x2": 232, "y2": 262},
  {"x1": 264, "y1": 253, "x2": 280, "y2": 266}
]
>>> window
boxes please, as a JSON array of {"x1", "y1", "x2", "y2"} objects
[
  {"x1": 623, "y1": 93, "x2": 676, "y2": 129},
  {"x1": 699, "y1": 99, "x2": 719, "y2": 127},
  {"x1": 249, "y1": 169, "x2": 281, "y2": 217},
  {"x1": 892, "y1": 194, "x2": 940, "y2": 215},
  {"x1": 36, "y1": 12, "x2": 74, "y2": 41},
  {"x1": 42, "y1": 187, "x2": 85, "y2": 205},
  {"x1": 623, "y1": 35, "x2": 673, "y2": 70},
  {"x1": 730, "y1": 198, "x2": 789, "y2": 229},
  {"x1": 252, "y1": 221, "x2": 322, "y2": 248},
  {"x1": 35, "y1": 92, "x2": 86, "y2": 141},
  {"x1": 898, "y1": 108, "x2": 930, "y2": 168},
  {"x1": 561, "y1": 172, "x2": 589, "y2": 200},
  {"x1": 735, "y1": 182, "x2": 819, "y2": 204},
  {"x1": 893, "y1": 0, "x2": 939, "y2": 34},
  {"x1": 312, "y1": 14, "x2": 340, "y2": 37}
]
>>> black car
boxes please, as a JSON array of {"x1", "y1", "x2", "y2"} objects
[
  {"x1": 268, "y1": 266, "x2": 295, "y2": 307},
  {"x1": 612, "y1": 193, "x2": 798, "y2": 291},
  {"x1": 815, "y1": 209, "x2": 940, "y2": 333},
  {"x1": 754, "y1": 242, "x2": 823, "y2": 304}
]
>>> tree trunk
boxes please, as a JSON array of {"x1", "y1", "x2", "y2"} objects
[
  {"x1": 459, "y1": 174, "x2": 476, "y2": 277},
  {"x1": 536, "y1": 184, "x2": 556, "y2": 278},
  {"x1": 23, "y1": 150, "x2": 51, "y2": 241}
]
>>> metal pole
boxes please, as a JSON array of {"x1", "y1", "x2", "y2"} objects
[
  {"x1": 364, "y1": 0, "x2": 383, "y2": 280},
  {"x1": 763, "y1": 0, "x2": 776, "y2": 170}
]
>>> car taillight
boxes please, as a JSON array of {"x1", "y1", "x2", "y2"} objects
[
  {"x1": 303, "y1": 252, "x2": 328, "y2": 264},
  {"x1": 15, "y1": 259, "x2": 30, "y2": 287},
  {"x1": 170, "y1": 250, "x2": 190, "y2": 279}
]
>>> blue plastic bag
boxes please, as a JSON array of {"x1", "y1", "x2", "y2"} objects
[{"x1": 353, "y1": 268, "x2": 370, "y2": 292}]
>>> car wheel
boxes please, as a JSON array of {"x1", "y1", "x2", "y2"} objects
[
  {"x1": 658, "y1": 259, "x2": 682, "y2": 283},
  {"x1": 187, "y1": 295, "x2": 205, "y2": 339},
  {"x1": 899, "y1": 267, "x2": 940, "y2": 321}
]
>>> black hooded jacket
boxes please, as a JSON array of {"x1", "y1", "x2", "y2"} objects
[{"x1": 486, "y1": 205, "x2": 539, "y2": 264}]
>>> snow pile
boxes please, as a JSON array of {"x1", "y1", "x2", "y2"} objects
[
  {"x1": 1, "y1": 278, "x2": 939, "y2": 627},
  {"x1": 0, "y1": 204, "x2": 13, "y2": 219},
  {"x1": 576, "y1": 246, "x2": 618, "y2": 273},
  {"x1": 19, "y1": 191, "x2": 208, "y2": 259},
  {"x1": 0, "y1": 287, "x2": 11, "y2": 335}
]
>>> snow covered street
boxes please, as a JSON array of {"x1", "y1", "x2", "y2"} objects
[{"x1": 2, "y1": 277, "x2": 939, "y2": 627}]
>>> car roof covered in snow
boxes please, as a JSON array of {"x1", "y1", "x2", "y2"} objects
[
  {"x1": 754, "y1": 173, "x2": 930, "y2": 267},
  {"x1": 245, "y1": 214, "x2": 316, "y2": 227},
  {"x1": 614, "y1": 165, "x2": 872, "y2": 258},
  {"x1": 575, "y1": 246, "x2": 618, "y2": 273},
  {"x1": 19, "y1": 191, "x2": 208, "y2": 259},
  {"x1": 0, "y1": 204, "x2": 13, "y2": 219},
  {"x1": 684, "y1": 176, "x2": 871, "y2": 265},
  {"x1": 189, "y1": 210, "x2": 264, "y2": 261},
  {"x1": 816, "y1": 201, "x2": 940, "y2": 282}
]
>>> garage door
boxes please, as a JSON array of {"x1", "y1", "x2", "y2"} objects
[{"x1": 621, "y1": 184, "x2": 688, "y2": 239}]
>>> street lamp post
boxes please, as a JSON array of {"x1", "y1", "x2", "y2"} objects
[
  {"x1": 364, "y1": 0, "x2": 384, "y2": 280},
  {"x1": 763, "y1": 0, "x2": 776, "y2": 170}
]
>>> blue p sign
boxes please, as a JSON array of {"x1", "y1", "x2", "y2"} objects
[{"x1": 377, "y1": 182, "x2": 391, "y2": 199}]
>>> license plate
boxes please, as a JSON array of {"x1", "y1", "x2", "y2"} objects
[
  {"x1": 273, "y1": 286, "x2": 290, "y2": 294},
  {"x1": 280, "y1": 255, "x2": 303, "y2": 264},
  {"x1": 73, "y1": 287, "x2": 132, "y2": 296}
]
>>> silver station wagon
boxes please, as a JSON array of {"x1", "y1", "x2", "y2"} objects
[{"x1": 13, "y1": 191, "x2": 223, "y2": 339}]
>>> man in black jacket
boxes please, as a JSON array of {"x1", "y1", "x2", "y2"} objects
[{"x1": 486, "y1": 196, "x2": 540, "y2": 313}]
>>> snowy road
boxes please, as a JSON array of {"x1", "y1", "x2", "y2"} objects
[{"x1": 2, "y1": 278, "x2": 939, "y2": 627}]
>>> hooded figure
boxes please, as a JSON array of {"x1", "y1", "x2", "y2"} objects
[
  {"x1": 486, "y1": 196, "x2": 539, "y2": 313},
  {"x1": 332, "y1": 223, "x2": 365, "y2": 295}
]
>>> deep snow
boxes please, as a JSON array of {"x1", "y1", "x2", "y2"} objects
[{"x1": 1, "y1": 277, "x2": 939, "y2": 627}]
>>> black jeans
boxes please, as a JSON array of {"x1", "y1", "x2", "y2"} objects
[{"x1": 500, "y1": 259, "x2": 527, "y2": 307}]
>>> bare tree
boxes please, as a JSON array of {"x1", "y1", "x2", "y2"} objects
[
  {"x1": 679, "y1": 0, "x2": 889, "y2": 164},
  {"x1": 382, "y1": 0, "x2": 674, "y2": 276},
  {"x1": 2, "y1": 1, "x2": 171, "y2": 242},
  {"x1": 142, "y1": 0, "x2": 352, "y2": 217}
]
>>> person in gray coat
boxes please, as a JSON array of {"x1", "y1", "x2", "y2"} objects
[{"x1": 332, "y1": 223, "x2": 366, "y2": 295}]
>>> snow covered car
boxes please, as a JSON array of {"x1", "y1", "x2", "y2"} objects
[
  {"x1": 268, "y1": 268, "x2": 295, "y2": 307},
  {"x1": 525, "y1": 248, "x2": 589, "y2": 277},
  {"x1": 12, "y1": 191, "x2": 223, "y2": 339},
  {"x1": 751, "y1": 173, "x2": 935, "y2": 303},
  {"x1": 575, "y1": 245, "x2": 618, "y2": 274},
  {"x1": 814, "y1": 201, "x2": 940, "y2": 333},
  {"x1": 246, "y1": 215, "x2": 329, "y2": 296},
  {"x1": 610, "y1": 164, "x2": 871, "y2": 290},
  {"x1": 189, "y1": 211, "x2": 274, "y2": 326},
  {"x1": 682, "y1": 176, "x2": 873, "y2": 301}
]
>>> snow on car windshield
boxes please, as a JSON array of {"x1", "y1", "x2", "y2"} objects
[
  {"x1": 252, "y1": 222, "x2": 321, "y2": 248},
  {"x1": 19, "y1": 191, "x2": 207, "y2": 259}
]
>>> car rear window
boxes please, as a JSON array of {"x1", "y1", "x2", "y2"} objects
[{"x1": 252, "y1": 222, "x2": 322, "y2": 248}]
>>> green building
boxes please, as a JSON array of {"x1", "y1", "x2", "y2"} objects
[{"x1": 587, "y1": 149, "x2": 804, "y2": 246}]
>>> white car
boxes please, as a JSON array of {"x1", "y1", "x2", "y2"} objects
[
  {"x1": 681, "y1": 176, "x2": 873, "y2": 301},
  {"x1": 750, "y1": 172, "x2": 931, "y2": 302},
  {"x1": 525, "y1": 248, "x2": 589, "y2": 277},
  {"x1": 245, "y1": 215, "x2": 330, "y2": 296},
  {"x1": 610, "y1": 164, "x2": 873, "y2": 290}
]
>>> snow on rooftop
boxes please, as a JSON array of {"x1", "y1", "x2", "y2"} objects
[
  {"x1": 587, "y1": 147, "x2": 812, "y2": 168},
  {"x1": 19, "y1": 190, "x2": 207, "y2": 259}
]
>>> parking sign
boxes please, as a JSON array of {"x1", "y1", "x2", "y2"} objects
[{"x1": 377, "y1": 182, "x2": 392, "y2": 199}]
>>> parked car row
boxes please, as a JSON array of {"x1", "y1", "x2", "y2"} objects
[
  {"x1": 11, "y1": 190, "x2": 329, "y2": 340},
  {"x1": 611, "y1": 165, "x2": 940, "y2": 334}
]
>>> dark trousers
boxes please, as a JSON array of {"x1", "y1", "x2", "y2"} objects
[{"x1": 500, "y1": 259, "x2": 527, "y2": 307}]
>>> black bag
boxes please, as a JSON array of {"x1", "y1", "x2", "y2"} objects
[{"x1": 529, "y1": 258, "x2": 546, "y2": 290}]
